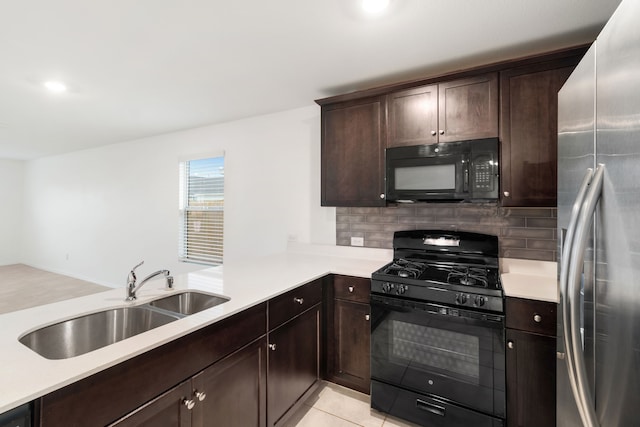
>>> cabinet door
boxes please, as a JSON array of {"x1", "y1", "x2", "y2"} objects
[
  {"x1": 192, "y1": 338, "x2": 266, "y2": 427},
  {"x1": 438, "y1": 73, "x2": 499, "y2": 143},
  {"x1": 267, "y1": 306, "x2": 320, "y2": 426},
  {"x1": 332, "y1": 299, "x2": 371, "y2": 394},
  {"x1": 506, "y1": 329, "x2": 556, "y2": 427},
  {"x1": 109, "y1": 381, "x2": 192, "y2": 427},
  {"x1": 500, "y1": 60, "x2": 578, "y2": 206},
  {"x1": 387, "y1": 84, "x2": 438, "y2": 147},
  {"x1": 321, "y1": 97, "x2": 386, "y2": 206}
]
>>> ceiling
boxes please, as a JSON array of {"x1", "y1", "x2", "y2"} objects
[{"x1": 0, "y1": 0, "x2": 621, "y2": 160}]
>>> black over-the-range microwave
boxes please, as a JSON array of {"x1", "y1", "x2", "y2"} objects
[{"x1": 385, "y1": 138, "x2": 499, "y2": 203}]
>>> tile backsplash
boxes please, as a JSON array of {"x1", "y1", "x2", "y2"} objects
[{"x1": 336, "y1": 204, "x2": 557, "y2": 262}]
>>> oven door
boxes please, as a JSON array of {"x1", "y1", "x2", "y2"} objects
[{"x1": 371, "y1": 294, "x2": 505, "y2": 417}]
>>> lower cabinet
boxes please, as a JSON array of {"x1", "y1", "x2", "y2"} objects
[
  {"x1": 326, "y1": 275, "x2": 371, "y2": 394},
  {"x1": 192, "y1": 338, "x2": 267, "y2": 427},
  {"x1": 38, "y1": 280, "x2": 327, "y2": 427},
  {"x1": 267, "y1": 279, "x2": 323, "y2": 426},
  {"x1": 109, "y1": 381, "x2": 193, "y2": 427},
  {"x1": 505, "y1": 297, "x2": 557, "y2": 427},
  {"x1": 267, "y1": 306, "x2": 320, "y2": 426},
  {"x1": 111, "y1": 338, "x2": 267, "y2": 427}
]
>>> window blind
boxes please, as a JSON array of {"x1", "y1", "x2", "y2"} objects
[{"x1": 178, "y1": 156, "x2": 224, "y2": 265}]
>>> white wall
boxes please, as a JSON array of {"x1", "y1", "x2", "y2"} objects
[
  {"x1": 0, "y1": 159, "x2": 25, "y2": 265},
  {"x1": 21, "y1": 105, "x2": 336, "y2": 287}
]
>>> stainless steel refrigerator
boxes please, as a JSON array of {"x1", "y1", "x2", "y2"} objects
[{"x1": 557, "y1": 0, "x2": 640, "y2": 426}]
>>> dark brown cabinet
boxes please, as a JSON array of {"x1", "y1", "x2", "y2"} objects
[
  {"x1": 109, "y1": 381, "x2": 192, "y2": 427},
  {"x1": 387, "y1": 73, "x2": 499, "y2": 147},
  {"x1": 326, "y1": 275, "x2": 371, "y2": 394},
  {"x1": 505, "y1": 297, "x2": 557, "y2": 427},
  {"x1": 111, "y1": 338, "x2": 266, "y2": 427},
  {"x1": 192, "y1": 339, "x2": 266, "y2": 427},
  {"x1": 267, "y1": 280, "x2": 323, "y2": 427},
  {"x1": 320, "y1": 96, "x2": 386, "y2": 207},
  {"x1": 500, "y1": 56, "x2": 582, "y2": 206}
]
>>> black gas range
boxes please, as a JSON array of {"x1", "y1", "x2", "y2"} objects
[
  {"x1": 371, "y1": 229, "x2": 504, "y2": 314},
  {"x1": 370, "y1": 230, "x2": 506, "y2": 427}
]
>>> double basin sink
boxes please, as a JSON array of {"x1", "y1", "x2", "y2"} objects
[{"x1": 19, "y1": 291, "x2": 230, "y2": 360}]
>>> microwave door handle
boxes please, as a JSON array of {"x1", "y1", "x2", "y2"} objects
[{"x1": 463, "y1": 157, "x2": 470, "y2": 192}]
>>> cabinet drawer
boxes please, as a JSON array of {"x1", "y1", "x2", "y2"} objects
[
  {"x1": 334, "y1": 275, "x2": 370, "y2": 303},
  {"x1": 506, "y1": 297, "x2": 556, "y2": 336},
  {"x1": 269, "y1": 279, "x2": 322, "y2": 330}
]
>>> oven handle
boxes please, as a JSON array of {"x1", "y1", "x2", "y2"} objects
[
  {"x1": 370, "y1": 295, "x2": 504, "y2": 327},
  {"x1": 416, "y1": 399, "x2": 446, "y2": 417}
]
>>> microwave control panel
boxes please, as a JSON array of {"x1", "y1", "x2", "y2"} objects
[
  {"x1": 472, "y1": 154, "x2": 496, "y2": 191},
  {"x1": 472, "y1": 153, "x2": 496, "y2": 191}
]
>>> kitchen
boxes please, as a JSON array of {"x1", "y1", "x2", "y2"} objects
[{"x1": 0, "y1": 0, "x2": 632, "y2": 426}]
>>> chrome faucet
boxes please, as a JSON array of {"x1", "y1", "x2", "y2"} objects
[{"x1": 126, "y1": 261, "x2": 174, "y2": 301}]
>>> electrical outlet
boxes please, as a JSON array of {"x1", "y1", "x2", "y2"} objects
[{"x1": 351, "y1": 236, "x2": 364, "y2": 247}]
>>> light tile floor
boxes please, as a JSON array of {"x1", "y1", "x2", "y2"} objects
[{"x1": 286, "y1": 382, "x2": 421, "y2": 427}]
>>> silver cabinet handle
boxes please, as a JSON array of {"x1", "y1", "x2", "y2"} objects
[
  {"x1": 507, "y1": 341, "x2": 514, "y2": 349},
  {"x1": 503, "y1": 191, "x2": 510, "y2": 197},
  {"x1": 379, "y1": 193, "x2": 385, "y2": 199},
  {"x1": 348, "y1": 286, "x2": 354, "y2": 293},
  {"x1": 183, "y1": 399, "x2": 195, "y2": 410},
  {"x1": 293, "y1": 297, "x2": 304, "y2": 305},
  {"x1": 195, "y1": 390, "x2": 206, "y2": 401},
  {"x1": 533, "y1": 314, "x2": 542, "y2": 323},
  {"x1": 365, "y1": 314, "x2": 370, "y2": 321},
  {"x1": 268, "y1": 343, "x2": 277, "y2": 351},
  {"x1": 439, "y1": 130, "x2": 444, "y2": 135},
  {"x1": 431, "y1": 130, "x2": 437, "y2": 136}
]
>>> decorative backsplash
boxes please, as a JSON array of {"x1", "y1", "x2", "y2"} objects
[{"x1": 336, "y1": 204, "x2": 557, "y2": 262}]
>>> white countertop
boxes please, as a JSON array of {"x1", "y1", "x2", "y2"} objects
[
  {"x1": 0, "y1": 246, "x2": 559, "y2": 414},
  {"x1": 500, "y1": 258, "x2": 559, "y2": 303},
  {"x1": 0, "y1": 244, "x2": 390, "y2": 414}
]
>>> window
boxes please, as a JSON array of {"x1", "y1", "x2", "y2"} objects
[{"x1": 178, "y1": 155, "x2": 224, "y2": 265}]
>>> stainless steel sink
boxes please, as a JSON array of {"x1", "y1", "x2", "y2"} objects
[
  {"x1": 19, "y1": 306, "x2": 180, "y2": 360},
  {"x1": 145, "y1": 291, "x2": 230, "y2": 315}
]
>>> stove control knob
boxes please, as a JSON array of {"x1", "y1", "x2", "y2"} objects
[
  {"x1": 382, "y1": 282, "x2": 394, "y2": 293},
  {"x1": 474, "y1": 296, "x2": 486, "y2": 307},
  {"x1": 396, "y1": 285, "x2": 407, "y2": 295},
  {"x1": 455, "y1": 293, "x2": 468, "y2": 305}
]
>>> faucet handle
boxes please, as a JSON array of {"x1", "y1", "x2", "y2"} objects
[
  {"x1": 131, "y1": 260, "x2": 144, "y2": 273},
  {"x1": 127, "y1": 261, "x2": 144, "y2": 284}
]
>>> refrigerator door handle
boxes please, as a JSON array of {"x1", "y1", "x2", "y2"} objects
[
  {"x1": 560, "y1": 167, "x2": 594, "y2": 421},
  {"x1": 567, "y1": 164, "x2": 605, "y2": 427}
]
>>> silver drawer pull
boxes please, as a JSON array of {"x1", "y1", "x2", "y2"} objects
[
  {"x1": 195, "y1": 390, "x2": 207, "y2": 401},
  {"x1": 507, "y1": 341, "x2": 514, "y2": 349},
  {"x1": 183, "y1": 399, "x2": 195, "y2": 410},
  {"x1": 533, "y1": 314, "x2": 542, "y2": 323},
  {"x1": 293, "y1": 297, "x2": 304, "y2": 305},
  {"x1": 348, "y1": 286, "x2": 354, "y2": 293},
  {"x1": 268, "y1": 343, "x2": 277, "y2": 351},
  {"x1": 365, "y1": 314, "x2": 370, "y2": 321}
]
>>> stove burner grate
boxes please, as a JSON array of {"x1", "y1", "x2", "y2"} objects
[
  {"x1": 447, "y1": 266, "x2": 489, "y2": 288},
  {"x1": 383, "y1": 258, "x2": 426, "y2": 279}
]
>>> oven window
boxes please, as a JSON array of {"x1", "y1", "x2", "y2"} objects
[
  {"x1": 390, "y1": 320, "x2": 480, "y2": 384},
  {"x1": 394, "y1": 164, "x2": 455, "y2": 190}
]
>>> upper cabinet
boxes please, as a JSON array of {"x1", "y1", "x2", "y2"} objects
[
  {"x1": 320, "y1": 96, "x2": 386, "y2": 207},
  {"x1": 387, "y1": 74, "x2": 498, "y2": 147},
  {"x1": 316, "y1": 46, "x2": 588, "y2": 208},
  {"x1": 500, "y1": 56, "x2": 583, "y2": 206}
]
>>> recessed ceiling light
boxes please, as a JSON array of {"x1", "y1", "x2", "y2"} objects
[
  {"x1": 43, "y1": 81, "x2": 68, "y2": 93},
  {"x1": 362, "y1": 0, "x2": 390, "y2": 14}
]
